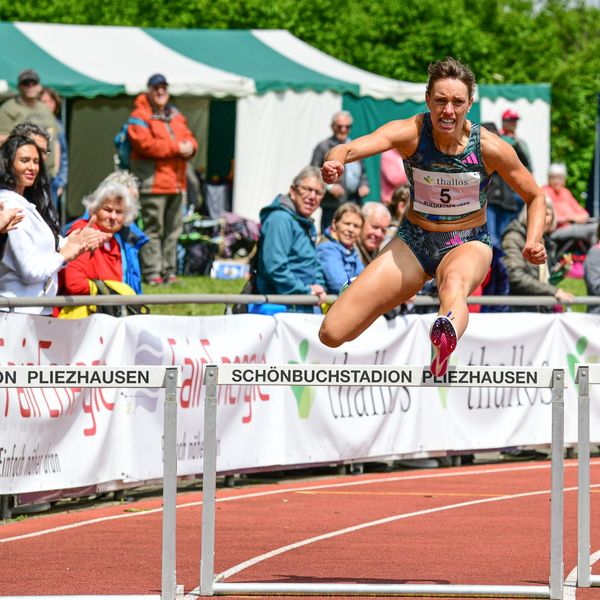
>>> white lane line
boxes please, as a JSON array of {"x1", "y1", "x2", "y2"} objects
[
  {"x1": 213, "y1": 485, "x2": 583, "y2": 583},
  {"x1": 2, "y1": 460, "x2": 597, "y2": 544},
  {"x1": 564, "y1": 548, "x2": 600, "y2": 600}
]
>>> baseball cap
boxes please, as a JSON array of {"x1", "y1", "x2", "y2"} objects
[
  {"x1": 147, "y1": 73, "x2": 168, "y2": 87},
  {"x1": 502, "y1": 109, "x2": 520, "y2": 121},
  {"x1": 17, "y1": 69, "x2": 40, "y2": 85}
]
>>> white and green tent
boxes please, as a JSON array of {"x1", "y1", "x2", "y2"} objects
[{"x1": 0, "y1": 22, "x2": 551, "y2": 221}]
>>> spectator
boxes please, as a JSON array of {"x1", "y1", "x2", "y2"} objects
[
  {"x1": 379, "y1": 148, "x2": 407, "y2": 205},
  {"x1": 256, "y1": 165, "x2": 327, "y2": 312},
  {"x1": 311, "y1": 111, "x2": 370, "y2": 231},
  {"x1": 0, "y1": 135, "x2": 107, "y2": 314},
  {"x1": 40, "y1": 87, "x2": 68, "y2": 213},
  {"x1": 357, "y1": 201, "x2": 392, "y2": 266},
  {"x1": 502, "y1": 196, "x2": 573, "y2": 312},
  {"x1": 481, "y1": 122, "x2": 520, "y2": 247},
  {"x1": 383, "y1": 186, "x2": 409, "y2": 245},
  {"x1": 0, "y1": 69, "x2": 59, "y2": 178},
  {"x1": 317, "y1": 202, "x2": 364, "y2": 294},
  {"x1": 62, "y1": 177, "x2": 148, "y2": 297},
  {"x1": 584, "y1": 222, "x2": 600, "y2": 314},
  {"x1": 500, "y1": 108, "x2": 531, "y2": 171},
  {"x1": 127, "y1": 73, "x2": 197, "y2": 286},
  {"x1": 542, "y1": 162, "x2": 597, "y2": 253}
]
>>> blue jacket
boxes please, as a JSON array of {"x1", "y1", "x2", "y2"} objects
[
  {"x1": 256, "y1": 194, "x2": 324, "y2": 295},
  {"x1": 115, "y1": 222, "x2": 149, "y2": 294},
  {"x1": 317, "y1": 228, "x2": 364, "y2": 294}
]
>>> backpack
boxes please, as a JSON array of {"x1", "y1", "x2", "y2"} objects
[{"x1": 113, "y1": 117, "x2": 147, "y2": 170}]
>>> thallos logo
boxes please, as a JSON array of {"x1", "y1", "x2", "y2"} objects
[{"x1": 288, "y1": 339, "x2": 318, "y2": 419}]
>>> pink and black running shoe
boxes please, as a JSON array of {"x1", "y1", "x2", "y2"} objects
[{"x1": 429, "y1": 312, "x2": 457, "y2": 377}]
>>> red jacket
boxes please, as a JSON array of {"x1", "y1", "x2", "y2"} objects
[
  {"x1": 62, "y1": 220, "x2": 122, "y2": 295},
  {"x1": 128, "y1": 93, "x2": 197, "y2": 195}
]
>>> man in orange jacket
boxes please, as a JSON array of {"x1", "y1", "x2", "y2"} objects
[{"x1": 128, "y1": 73, "x2": 197, "y2": 285}]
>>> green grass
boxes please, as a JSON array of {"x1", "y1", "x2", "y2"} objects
[
  {"x1": 559, "y1": 276, "x2": 587, "y2": 312},
  {"x1": 141, "y1": 276, "x2": 246, "y2": 316}
]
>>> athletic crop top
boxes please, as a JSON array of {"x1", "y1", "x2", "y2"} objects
[{"x1": 402, "y1": 113, "x2": 491, "y2": 222}]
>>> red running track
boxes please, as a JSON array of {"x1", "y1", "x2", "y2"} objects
[{"x1": 1, "y1": 459, "x2": 600, "y2": 599}]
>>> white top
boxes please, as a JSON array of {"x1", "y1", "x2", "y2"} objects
[{"x1": 0, "y1": 189, "x2": 65, "y2": 315}]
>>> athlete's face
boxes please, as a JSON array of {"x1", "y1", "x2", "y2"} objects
[{"x1": 426, "y1": 78, "x2": 473, "y2": 135}]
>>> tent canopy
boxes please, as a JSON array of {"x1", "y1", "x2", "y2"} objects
[{"x1": 0, "y1": 22, "x2": 426, "y2": 102}]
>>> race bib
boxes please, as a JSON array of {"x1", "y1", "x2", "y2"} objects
[{"x1": 412, "y1": 168, "x2": 481, "y2": 216}]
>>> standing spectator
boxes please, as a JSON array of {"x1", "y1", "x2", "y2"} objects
[
  {"x1": 502, "y1": 196, "x2": 573, "y2": 312},
  {"x1": 584, "y1": 222, "x2": 600, "y2": 314},
  {"x1": 481, "y1": 122, "x2": 520, "y2": 247},
  {"x1": 40, "y1": 87, "x2": 68, "y2": 213},
  {"x1": 0, "y1": 69, "x2": 59, "y2": 178},
  {"x1": 500, "y1": 109, "x2": 531, "y2": 171},
  {"x1": 542, "y1": 162, "x2": 596, "y2": 252},
  {"x1": 256, "y1": 166, "x2": 327, "y2": 312},
  {"x1": 379, "y1": 148, "x2": 407, "y2": 205},
  {"x1": 127, "y1": 73, "x2": 197, "y2": 286},
  {"x1": 356, "y1": 201, "x2": 392, "y2": 266},
  {"x1": 317, "y1": 202, "x2": 364, "y2": 294},
  {"x1": 311, "y1": 111, "x2": 370, "y2": 231},
  {"x1": 0, "y1": 135, "x2": 107, "y2": 314},
  {"x1": 62, "y1": 178, "x2": 148, "y2": 296}
]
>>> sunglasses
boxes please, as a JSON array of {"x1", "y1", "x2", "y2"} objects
[{"x1": 20, "y1": 80, "x2": 39, "y2": 87}]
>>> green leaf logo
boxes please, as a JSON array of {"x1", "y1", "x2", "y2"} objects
[
  {"x1": 289, "y1": 339, "x2": 316, "y2": 419},
  {"x1": 566, "y1": 336, "x2": 599, "y2": 387}
]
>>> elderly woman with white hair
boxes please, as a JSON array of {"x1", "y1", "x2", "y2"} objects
[{"x1": 62, "y1": 177, "x2": 148, "y2": 295}]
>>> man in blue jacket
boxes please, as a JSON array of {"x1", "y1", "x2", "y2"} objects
[{"x1": 256, "y1": 166, "x2": 327, "y2": 312}]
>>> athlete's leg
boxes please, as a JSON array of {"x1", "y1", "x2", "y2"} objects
[
  {"x1": 319, "y1": 237, "x2": 429, "y2": 347},
  {"x1": 429, "y1": 241, "x2": 492, "y2": 376}
]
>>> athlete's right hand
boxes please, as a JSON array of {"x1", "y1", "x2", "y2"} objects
[{"x1": 321, "y1": 160, "x2": 344, "y2": 184}]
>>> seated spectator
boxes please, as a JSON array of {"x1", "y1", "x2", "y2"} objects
[
  {"x1": 356, "y1": 201, "x2": 392, "y2": 266},
  {"x1": 542, "y1": 163, "x2": 597, "y2": 253},
  {"x1": 256, "y1": 166, "x2": 327, "y2": 312},
  {"x1": 62, "y1": 177, "x2": 148, "y2": 296},
  {"x1": 383, "y1": 186, "x2": 409, "y2": 245},
  {"x1": 584, "y1": 222, "x2": 600, "y2": 314},
  {"x1": 0, "y1": 134, "x2": 107, "y2": 314},
  {"x1": 379, "y1": 148, "x2": 407, "y2": 205},
  {"x1": 40, "y1": 87, "x2": 68, "y2": 213},
  {"x1": 502, "y1": 196, "x2": 574, "y2": 312},
  {"x1": 317, "y1": 202, "x2": 364, "y2": 294}
]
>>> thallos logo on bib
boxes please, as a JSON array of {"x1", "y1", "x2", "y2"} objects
[{"x1": 412, "y1": 167, "x2": 481, "y2": 216}]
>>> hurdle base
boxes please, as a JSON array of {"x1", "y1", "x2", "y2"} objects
[
  {"x1": 591, "y1": 574, "x2": 600, "y2": 586},
  {"x1": 208, "y1": 582, "x2": 551, "y2": 597}
]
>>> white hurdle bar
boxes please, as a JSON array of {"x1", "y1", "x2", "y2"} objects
[
  {"x1": 0, "y1": 365, "x2": 181, "y2": 600},
  {"x1": 201, "y1": 364, "x2": 565, "y2": 599},
  {"x1": 575, "y1": 364, "x2": 600, "y2": 587}
]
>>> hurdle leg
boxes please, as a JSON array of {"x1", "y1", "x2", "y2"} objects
[
  {"x1": 577, "y1": 366, "x2": 591, "y2": 587},
  {"x1": 162, "y1": 368, "x2": 179, "y2": 600},
  {"x1": 200, "y1": 366, "x2": 219, "y2": 596},
  {"x1": 549, "y1": 369, "x2": 565, "y2": 600}
]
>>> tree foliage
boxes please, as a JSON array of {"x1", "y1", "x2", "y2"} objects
[{"x1": 1, "y1": 0, "x2": 599, "y2": 195}]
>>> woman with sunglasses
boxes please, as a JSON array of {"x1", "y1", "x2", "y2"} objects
[{"x1": 318, "y1": 57, "x2": 547, "y2": 377}]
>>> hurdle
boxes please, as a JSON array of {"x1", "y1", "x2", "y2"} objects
[
  {"x1": 201, "y1": 364, "x2": 565, "y2": 599},
  {"x1": 575, "y1": 364, "x2": 600, "y2": 587},
  {"x1": 0, "y1": 365, "x2": 180, "y2": 600}
]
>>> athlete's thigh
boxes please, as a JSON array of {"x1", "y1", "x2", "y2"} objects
[
  {"x1": 436, "y1": 241, "x2": 493, "y2": 294},
  {"x1": 324, "y1": 237, "x2": 429, "y2": 328}
]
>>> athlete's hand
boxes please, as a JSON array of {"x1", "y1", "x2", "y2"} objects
[
  {"x1": 523, "y1": 242, "x2": 547, "y2": 265},
  {"x1": 322, "y1": 160, "x2": 344, "y2": 184}
]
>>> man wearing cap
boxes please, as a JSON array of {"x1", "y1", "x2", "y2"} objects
[
  {"x1": 127, "y1": 73, "x2": 197, "y2": 286},
  {"x1": 500, "y1": 108, "x2": 532, "y2": 171},
  {"x1": 0, "y1": 69, "x2": 59, "y2": 176}
]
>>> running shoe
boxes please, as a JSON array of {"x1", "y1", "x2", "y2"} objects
[{"x1": 429, "y1": 313, "x2": 457, "y2": 377}]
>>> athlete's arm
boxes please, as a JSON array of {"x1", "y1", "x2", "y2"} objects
[
  {"x1": 322, "y1": 116, "x2": 421, "y2": 183},
  {"x1": 481, "y1": 128, "x2": 547, "y2": 265}
]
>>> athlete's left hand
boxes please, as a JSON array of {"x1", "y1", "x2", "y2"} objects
[{"x1": 523, "y1": 241, "x2": 547, "y2": 265}]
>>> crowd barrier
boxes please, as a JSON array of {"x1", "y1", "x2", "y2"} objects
[
  {"x1": 0, "y1": 366, "x2": 181, "y2": 600},
  {"x1": 201, "y1": 364, "x2": 566, "y2": 599},
  {"x1": 576, "y1": 364, "x2": 600, "y2": 588}
]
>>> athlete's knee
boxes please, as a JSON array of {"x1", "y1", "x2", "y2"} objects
[
  {"x1": 318, "y1": 321, "x2": 344, "y2": 348},
  {"x1": 437, "y1": 270, "x2": 469, "y2": 296}
]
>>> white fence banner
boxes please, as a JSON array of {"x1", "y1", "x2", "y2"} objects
[{"x1": 0, "y1": 311, "x2": 599, "y2": 495}]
